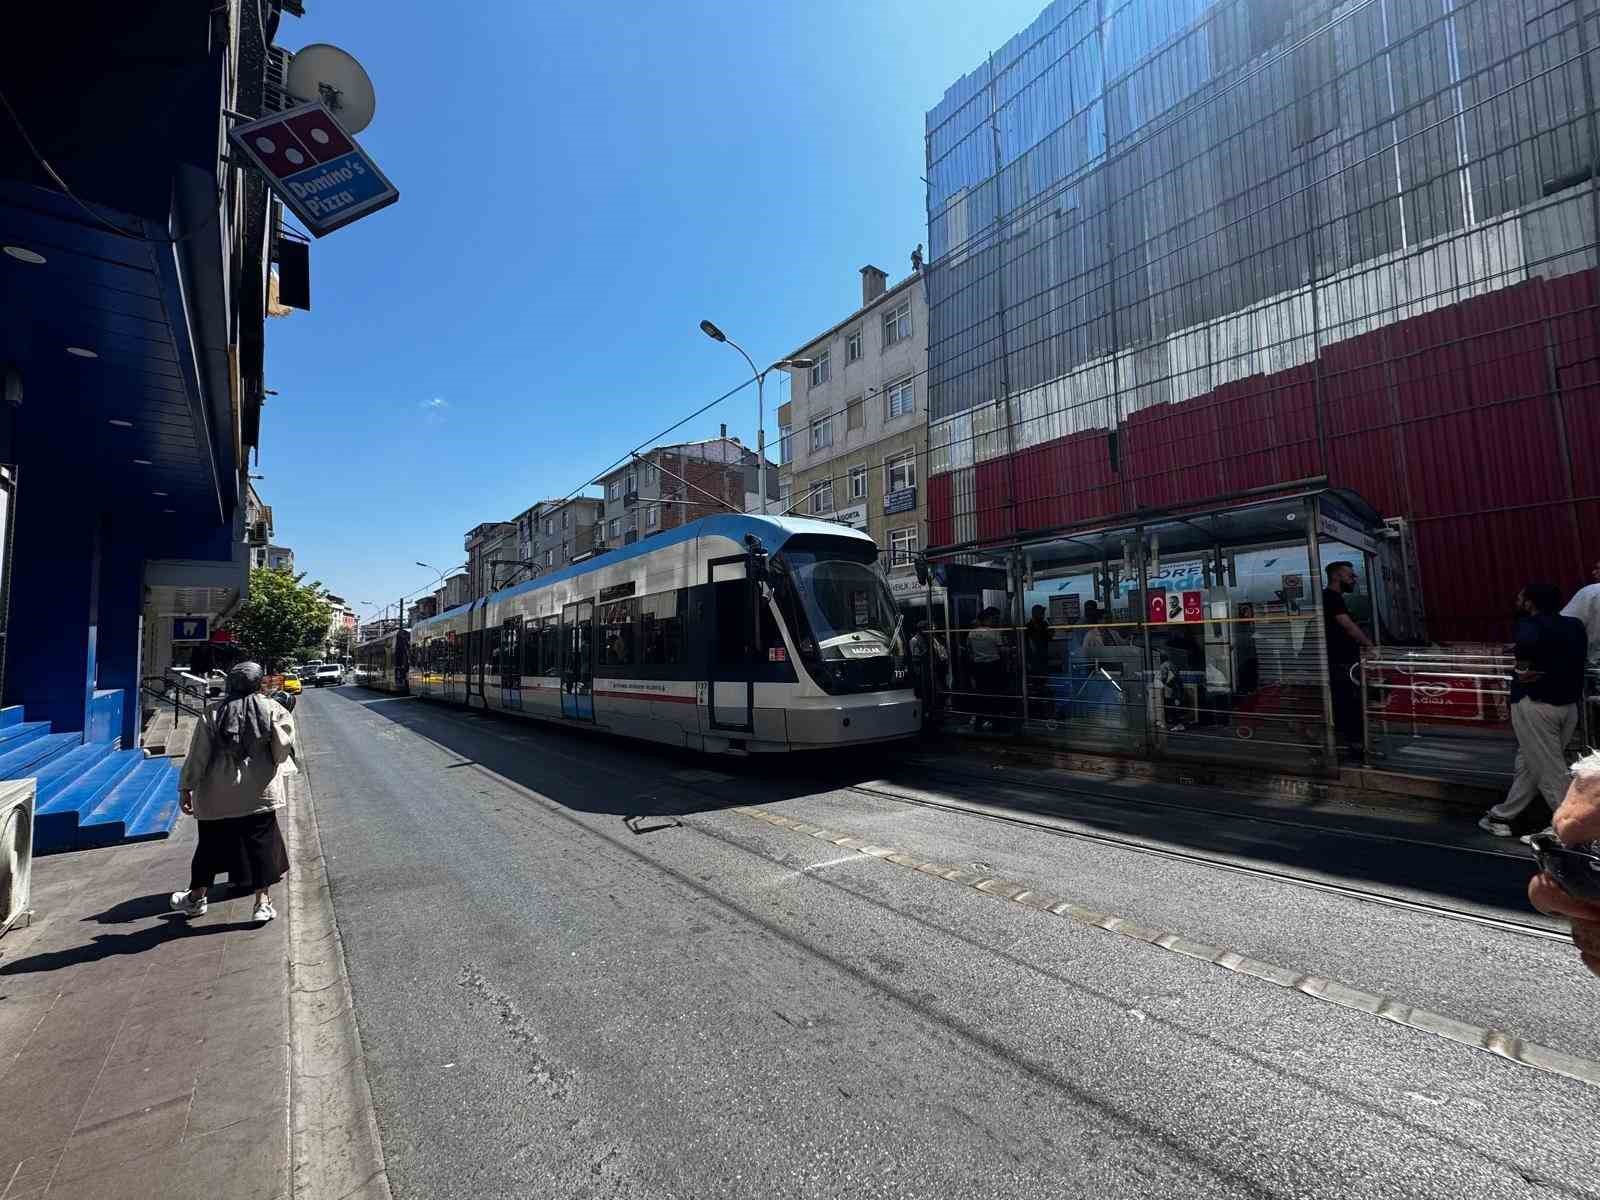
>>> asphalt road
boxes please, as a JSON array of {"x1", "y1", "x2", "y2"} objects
[{"x1": 295, "y1": 688, "x2": 1600, "y2": 1200}]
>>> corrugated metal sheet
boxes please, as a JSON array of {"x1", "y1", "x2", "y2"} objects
[{"x1": 930, "y1": 266, "x2": 1600, "y2": 643}]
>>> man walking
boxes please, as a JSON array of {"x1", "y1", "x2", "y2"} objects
[
  {"x1": 1480, "y1": 583, "x2": 1587, "y2": 838},
  {"x1": 1322, "y1": 561, "x2": 1374, "y2": 752}
]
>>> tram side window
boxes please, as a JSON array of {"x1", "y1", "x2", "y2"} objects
[
  {"x1": 522, "y1": 618, "x2": 539, "y2": 676},
  {"x1": 599, "y1": 599, "x2": 637, "y2": 667},
  {"x1": 485, "y1": 626, "x2": 502, "y2": 676},
  {"x1": 640, "y1": 589, "x2": 687, "y2": 665}
]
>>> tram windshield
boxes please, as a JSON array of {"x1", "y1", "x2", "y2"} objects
[{"x1": 772, "y1": 538, "x2": 904, "y2": 665}]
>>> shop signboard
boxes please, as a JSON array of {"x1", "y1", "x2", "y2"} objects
[
  {"x1": 228, "y1": 101, "x2": 399, "y2": 237},
  {"x1": 171, "y1": 616, "x2": 209, "y2": 643},
  {"x1": 884, "y1": 487, "x2": 916, "y2": 515}
]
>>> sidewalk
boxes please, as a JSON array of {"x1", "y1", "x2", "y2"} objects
[{"x1": 0, "y1": 809, "x2": 291, "y2": 1199}]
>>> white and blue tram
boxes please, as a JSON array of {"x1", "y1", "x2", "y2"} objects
[{"x1": 357, "y1": 515, "x2": 921, "y2": 753}]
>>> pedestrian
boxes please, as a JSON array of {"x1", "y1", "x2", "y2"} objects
[
  {"x1": 170, "y1": 661, "x2": 296, "y2": 923},
  {"x1": 967, "y1": 608, "x2": 1005, "y2": 729},
  {"x1": 1081, "y1": 600, "x2": 1123, "y2": 650},
  {"x1": 1479, "y1": 583, "x2": 1587, "y2": 838},
  {"x1": 1528, "y1": 751, "x2": 1600, "y2": 977},
  {"x1": 1024, "y1": 605, "x2": 1052, "y2": 719},
  {"x1": 1560, "y1": 557, "x2": 1600, "y2": 666},
  {"x1": 1322, "y1": 560, "x2": 1374, "y2": 752}
]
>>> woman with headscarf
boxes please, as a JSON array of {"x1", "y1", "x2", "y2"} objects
[{"x1": 170, "y1": 662, "x2": 296, "y2": 923}]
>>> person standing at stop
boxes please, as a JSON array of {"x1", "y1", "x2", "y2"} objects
[{"x1": 1322, "y1": 561, "x2": 1374, "y2": 753}]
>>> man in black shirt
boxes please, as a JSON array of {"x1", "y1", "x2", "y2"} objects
[
  {"x1": 1323, "y1": 560, "x2": 1374, "y2": 752},
  {"x1": 1480, "y1": 582, "x2": 1588, "y2": 838}
]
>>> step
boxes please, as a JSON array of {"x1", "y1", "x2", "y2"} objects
[
  {"x1": 33, "y1": 743, "x2": 115, "y2": 807},
  {"x1": 77, "y1": 757, "x2": 170, "y2": 848},
  {"x1": 0, "y1": 705, "x2": 23, "y2": 729},
  {"x1": 0, "y1": 731, "x2": 81, "y2": 782},
  {"x1": 124, "y1": 765, "x2": 181, "y2": 843},
  {"x1": 0, "y1": 720, "x2": 51, "y2": 750},
  {"x1": 32, "y1": 749, "x2": 147, "y2": 852}
]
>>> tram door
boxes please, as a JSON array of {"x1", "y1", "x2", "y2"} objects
[
  {"x1": 500, "y1": 618, "x2": 521, "y2": 709},
  {"x1": 560, "y1": 600, "x2": 595, "y2": 720},
  {"x1": 705, "y1": 557, "x2": 755, "y2": 733}
]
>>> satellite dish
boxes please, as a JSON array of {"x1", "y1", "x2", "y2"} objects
[{"x1": 286, "y1": 44, "x2": 376, "y2": 134}]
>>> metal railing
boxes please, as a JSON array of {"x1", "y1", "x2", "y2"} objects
[{"x1": 1356, "y1": 649, "x2": 1569, "y2": 786}]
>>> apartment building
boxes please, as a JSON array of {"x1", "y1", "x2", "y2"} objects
[
  {"x1": 463, "y1": 520, "x2": 518, "y2": 598},
  {"x1": 521, "y1": 496, "x2": 605, "y2": 571},
  {"x1": 593, "y1": 434, "x2": 776, "y2": 549},
  {"x1": 778, "y1": 261, "x2": 928, "y2": 576}
]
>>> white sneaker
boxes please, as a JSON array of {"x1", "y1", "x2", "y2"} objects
[
  {"x1": 170, "y1": 890, "x2": 207, "y2": 917},
  {"x1": 1519, "y1": 827, "x2": 1553, "y2": 847},
  {"x1": 252, "y1": 898, "x2": 276, "y2": 924},
  {"x1": 1478, "y1": 815, "x2": 1514, "y2": 838}
]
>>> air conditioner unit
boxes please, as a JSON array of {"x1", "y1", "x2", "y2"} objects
[{"x1": 0, "y1": 779, "x2": 34, "y2": 939}]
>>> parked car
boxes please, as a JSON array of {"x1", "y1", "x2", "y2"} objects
[
  {"x1": 280, "y1": 672, "x2": 303, "y2": 695},
  {"x1": 313, "y1": 664, "x2": 344, "y2": 687}
]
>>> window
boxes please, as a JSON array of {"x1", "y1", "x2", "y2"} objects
[
  {"x1": 608, "y1": 480, "x2": 622, "y2": 500},
  {"x1": 889, "y1": 527, "x2": 919, "y2": 570},
  {"x1": 886, "y1": 376, "x2": 915, "y2": 419},
  {"x1": 640, "y1": 590, "x2": 686, "y2": 665},
  {"x1": 809, "y1": 351, "x2": 830, "y2": 387},
  {"x1": 847, "y1": 397, "x2": 863, "y2": 430},
  {"x1": 644, "y1": 463, "x2": 656, "y2": 485},
  {"x1": 646, "y1": 504, "x2": 659, "y2": 529},
  {"x1": 849, "y1": 463, "x2": 867, "y2": 500},
  {"x1": 562, "y1": 510, "x2": 569, "y2": 529},
  {"x1": 846, "y1": 329, "x2": 862, "y2": 362},
  {"x1": 811, "y1": 478, "x2": 833, "y2": 515},
  {"x1": 599, "y1": 598, "x2": 637, "y2": 667},
  {"x1": 778, "y1": 423, "x2": 792, "y2": 465},
  {"x1": 608, "y1": 518, "x2": 620, "y2": 538},
  {"x1": 544, "y1": 549, "x2": 552, "y2": 566},
  {"x1": 886, "y1": 452, "x2": 916, "y2": 493},
  {"x1": 543, "y1": 518, "x2": 553, "y2": 536},
  {"x1": 810, "y1": 416, "x2": 833, "y2": 452},
  {"x1": 625, "y1": 472, "x2": 636, "y2": 495},
  {"x1": 778, "y1": 478, "x2": 792, "y2": 507},
  {"x1": 882, "y1": 300, "x2": 912, "y2": 347}
]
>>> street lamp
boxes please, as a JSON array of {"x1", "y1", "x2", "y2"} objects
[{"x1": 699, "y1": 319, "x2": 813, "y2": 515}]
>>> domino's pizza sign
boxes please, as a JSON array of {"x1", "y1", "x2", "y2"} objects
[{"x1": 228, "y1": 101, "x2": 398, "y2": 237}]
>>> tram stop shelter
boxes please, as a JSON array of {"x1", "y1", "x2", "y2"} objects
[{"x1": 919, "y1": 487, "x2": 1395, "y2": 778}]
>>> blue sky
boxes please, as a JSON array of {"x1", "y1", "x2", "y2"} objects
[{"x1": 265, "y1": 0, "x2": 1044, "y2": 616}]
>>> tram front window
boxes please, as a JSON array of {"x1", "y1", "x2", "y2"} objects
[{"x1": 773, "y1": 540, "x2": 905, "y2": 694}]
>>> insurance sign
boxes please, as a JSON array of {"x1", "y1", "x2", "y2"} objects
[{"x1": 228, "y1": 102, "x2": 398, "y2": 237}]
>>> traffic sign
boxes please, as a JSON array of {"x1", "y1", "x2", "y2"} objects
[{"x1": 228, "y1": 101, "x2": 398, "y2": 237}]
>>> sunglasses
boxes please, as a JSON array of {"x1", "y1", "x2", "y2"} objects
[{"x1": 1528, "y1": 833, "x2": 1600, "y2": 902}]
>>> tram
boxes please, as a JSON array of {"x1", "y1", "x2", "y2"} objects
[{"x1": 358, "y1": 514, "x2": 921, "y2": 753}]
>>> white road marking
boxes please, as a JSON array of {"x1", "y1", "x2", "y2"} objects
[{"x1": 733, "y1": 804, "x2": 1600, "y2": 1090}]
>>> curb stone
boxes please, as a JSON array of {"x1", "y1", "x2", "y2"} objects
[{"x1": 284, "y1": 767, "x2": 393, "y2": 1200}]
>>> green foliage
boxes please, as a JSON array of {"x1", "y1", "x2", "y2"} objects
[{"x1": 225, "y1": 567, "x2": 334, "y2": 671}]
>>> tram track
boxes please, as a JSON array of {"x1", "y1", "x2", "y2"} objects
[{"x1": 828, "y1": 777, "x2": 1565, "y2": 943}]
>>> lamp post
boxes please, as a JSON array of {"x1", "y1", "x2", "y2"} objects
[{"x1": 698, "y1": 320, "x2": 813, "y2": 515}]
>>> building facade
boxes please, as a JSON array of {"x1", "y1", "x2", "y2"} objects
[
  {"x1": 923, "y1": 0, "x2": 1600, "y2": 642},
  {"x1": 265, "y1": 545, "x2": 294, "y2": 573},
  {"x1": 778, "y1": 262, "x2": 929, "y2": 577},
  {"x1": 0, "y1": 2, "x2": 321, "y2": 744},
  {"x1": 463, "y1": 521, "x2": 519, "y2": 598},
  {"x1": 523, "y1": 496, "x2": 605, "y2": 571},
  {"x1": 594, "y1": 436, "x2": 776, "y2": 549},
  {"x1": 433, "y1": 573, "x2": 469, "y2": 615}
]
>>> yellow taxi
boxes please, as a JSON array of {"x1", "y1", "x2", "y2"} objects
[{"x1": 279, "y1": 671, "x2": 304, "y2": 695}]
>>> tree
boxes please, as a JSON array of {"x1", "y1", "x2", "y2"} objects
[{"x1": 225, "y1": 567, "x2": 334, "y2": 671}]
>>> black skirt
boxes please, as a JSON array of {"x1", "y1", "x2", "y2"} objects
[{"x1": 190, "y1": 810, "x2": 289, "y2": 891}]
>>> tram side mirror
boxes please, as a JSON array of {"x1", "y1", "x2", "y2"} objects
[{"x1": 745, "y1": 535, "x2": 770, "y2": 584}]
